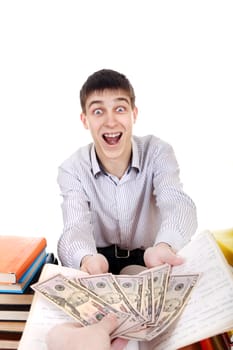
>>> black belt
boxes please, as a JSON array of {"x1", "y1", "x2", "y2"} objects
[{"x1": 97, "y1": 245, "x2": 145, "y2": 259}]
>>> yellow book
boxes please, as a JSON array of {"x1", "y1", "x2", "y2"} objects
[
  {"x1": 212, "y1": 228, "x2": 233, "y2": 266},
  {"x1": 227, "y1": 329, "x2": 233, "y2": 342}
]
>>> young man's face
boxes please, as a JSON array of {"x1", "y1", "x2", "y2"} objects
[{"x1": 80, "y1": 89, "x2": 138, "y2": 165}]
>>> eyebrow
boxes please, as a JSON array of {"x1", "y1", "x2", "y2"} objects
[{"x1": 87, "y1": 97, "x2": 130, "y2": 110}]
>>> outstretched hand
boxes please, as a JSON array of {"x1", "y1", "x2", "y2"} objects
[
  {"x1": 46, "y1": 313, "x2": 128, "y2": 350},
  {"x1": 144, "y1": 242, "x2": 184, "y2": 268}
]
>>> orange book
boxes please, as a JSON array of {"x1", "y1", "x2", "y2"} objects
[{"x1": 0, "y1": 236, "x2": 47, "y2": 283}]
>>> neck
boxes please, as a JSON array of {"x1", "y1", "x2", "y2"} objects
[
  {"x1": 98, "y1": 151, "x2": 132, "y2": 179},
  {"x1": 104, "y1": 160, "x2": 129, "y2": 179}
]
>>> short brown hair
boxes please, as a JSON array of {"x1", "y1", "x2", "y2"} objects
[{"x1": 80, "y1": 69, "x2": 136, "y2": 113}]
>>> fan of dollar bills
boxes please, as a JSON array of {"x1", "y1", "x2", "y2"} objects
[{"x1": 32, "y1": 264, "x2": 199, "y2": 341}]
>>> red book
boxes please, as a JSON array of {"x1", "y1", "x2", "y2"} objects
[
  {"x1": 200, "y1": 338, "x2": 214, "y2": 350},
  {"x1": 0, "y1": 236, "x2": 47, "y2": 283}
]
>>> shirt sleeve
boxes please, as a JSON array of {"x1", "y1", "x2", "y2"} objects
[
  {"x1": 57, "y1": 163, "x2": 97, "y2": 268},
  {"x1": 152, "y1": 141, "x2": 198, "y2": 251}
]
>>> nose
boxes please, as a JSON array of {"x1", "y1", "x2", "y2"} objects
[{"x1": 104, "y1": 110, "x2": 117, "y2": 127}]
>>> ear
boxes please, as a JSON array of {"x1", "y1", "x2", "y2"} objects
[
  {"x1": 132, "y1": 106, "x2": 138, "y2": 123},
  {"x1": 80, "y1": 113, "x2": 89, "y2": 129}
]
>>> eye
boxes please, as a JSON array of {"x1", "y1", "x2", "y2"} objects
[
  {"x1": 116, "y1": 106, "x2": 126, "y2": 113},
  {"x1": 93, "y1": 109, "x2": 103, "y2": 116}
]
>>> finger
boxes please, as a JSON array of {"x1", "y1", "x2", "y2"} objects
[
  {"x1": 169, "y1": 253, "x2": 184, "y2": 266},
  {"x1": 145, "y1": 256, "x2": 163, "y2": 267},
  {"x1": 58, "y1": 322, "x2": 82, "y2": 330},
  {"x1": 85, "y1": 264, "x2": 105, "y2": 275},
  {"x1": 81, "y1": 261, "x2": 104, "y2": 274},
  {"x1": 144, "y1": 246, "x2": 184, "y2": 267},
  {"x1": 80, "y1": 265, "x2": 89, "y2": 273},
  {"x1": 111, "y1": 338, "x2": 129, "y2": 350},
  {"x1": 161, "y1": 248, "x2": 184, "y2": 266},
  {"x1": 97, "y1": 314, "x2": 118, "y2": 334},
  {"x1": 144, "y1": 247, "x2": 163, "y2": 267}
]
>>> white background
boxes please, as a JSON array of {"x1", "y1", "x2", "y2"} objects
[{"x1": 0, "y1": 1, "x2": 232, "y2": 254}]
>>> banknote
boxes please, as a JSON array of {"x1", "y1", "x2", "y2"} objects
[
  {"x1": 117, "y1": 264, "x2": 170, "y2": 324},
  {"x1": 122, "y1": 273, "x2": 199, "y2": 341},
  {"x1": 32, "y1": 273, "x2": 130, "y2": 335},
  {"x1": 75, "y1": 273, "x2": 146, "y2": 334},
  {"x1": 139, "y1": 264, "x2": 170, "y2": 323},
  {"x1": 139, "y1": 268, "x2": 154, "y2": 322},
  {"x1": 32, "y1": 268, "x2": 199, "y2": 342},
  {"x1": 122, "y1": 264, "x2": 170, "y2": 340},
  {"x1": 148, "y1": 264, "x2": 170, "y2": 324},
  {"x1": 145, "y1": 274, "x2": 200, "y2": 341},
  {"x1": 115, "y1": 274, "x2": 145, "y2": 315}
]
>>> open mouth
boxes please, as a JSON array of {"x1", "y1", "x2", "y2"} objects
[{"x1": 102, "y1": 132, "x2": 122, "y2": 145}]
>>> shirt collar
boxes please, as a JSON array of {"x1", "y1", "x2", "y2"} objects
[
  {"x1": 131, "y1": 138, "x2": 140, "y2": 172},
  {"x1": 91, "y1": 145, "x2": 102, "y2": 177},
  {"x1": 90, "y1": 137, "x2": 140, "y2": 178}
]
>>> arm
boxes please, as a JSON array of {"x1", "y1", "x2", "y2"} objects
[
  {"x1": 145, "y1": 141, "x2": 197, "y2": 267},
  {"x1": 57, "y1": 165, "x2": 108, "y2": 274}
]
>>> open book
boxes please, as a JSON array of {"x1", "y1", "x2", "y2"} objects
[{"x1": 18, "y1": 231, "x2": 233, "y2": 350}]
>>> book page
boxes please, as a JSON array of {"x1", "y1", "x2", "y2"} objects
[
  {"x1": 18, "y1": 263, "x2": 138, "y2": 350},
  {"x1": 140, "y1": 231, "x2": 233, "y2": 350}
]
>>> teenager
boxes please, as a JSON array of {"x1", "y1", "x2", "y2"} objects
[{"x1": 57, "y1": 69, "x2": 197, "y2": 274}]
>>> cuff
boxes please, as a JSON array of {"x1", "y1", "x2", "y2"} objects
[
  {"x1": 154, "y1": 230, "x2": 185, "y2": 252},
  {"x1": 72, "y1": 248, "x2": 97, "y2": 269}
]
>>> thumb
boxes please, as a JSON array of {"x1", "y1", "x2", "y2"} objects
[
  {"x1": 165, "y1": 250, "x2": 184, "y2": 266},
  {"x1": 97, "y1": 314, "x2": 118, "y2": 334},
  {"x1": 171, "y1": 254, "x2": 184, "y2": 265}
]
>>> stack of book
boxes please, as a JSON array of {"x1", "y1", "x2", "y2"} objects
[
  {"x1": 222, "y1": 330, "x2": 233, "y2": 350},
  {"x1": 0, "y1": 236, "x2": 47, "y2": 349},
  {"x1": 181, "y1": 331, "x2": 233, "y2": 349},
  {"x1": 180, "y1": 331, "x2": 233, "y2": 350}
]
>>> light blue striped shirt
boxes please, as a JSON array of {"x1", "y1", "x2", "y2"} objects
[{"x1": 57, "y1": 135, "x2": 197, "y2": 268}]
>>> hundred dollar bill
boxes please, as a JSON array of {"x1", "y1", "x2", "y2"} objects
[
  {"x1": 76, "y1": 273, "x2": 146, "y2": 334},
  {"x1": 32, "y1": 274, "x2": 130, "y2": 335},
  {"x1": 145, "y1": 274, "x2": 200, "y2": 341}
]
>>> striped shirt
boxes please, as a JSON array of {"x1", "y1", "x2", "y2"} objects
[{"x1": 57, "y1": 135, "x2": 197, "y2": 268}]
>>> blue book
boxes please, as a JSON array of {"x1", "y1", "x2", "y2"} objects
[{"x1": 0, "y1": 250, "x2": 47, "y2": 294}]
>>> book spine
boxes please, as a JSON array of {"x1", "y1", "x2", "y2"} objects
[
  {"x1": 0, "y1": 237, "x2": 47, "y2": 283},
  {"x1": 15, "y1": 238, "x2": 47, "y2": 282},
  {"x1": 0, "y1": 250, "x2": 46, "y2": 293},
  {"x1": 227, "y1": 330, "x2": 233, "y2": 343},
  {"x1": 221, "y1": 332, "x2": 233, "y2": 350},
  {"x1": 0, "y1": 304, "x2": 31, "y2": 312},
  {"x1": 211, "y1": 334, "x2": 229, "y2": 350},
  {"x1": 200, "y1": 338, "x2": 214, "y2": 350}
]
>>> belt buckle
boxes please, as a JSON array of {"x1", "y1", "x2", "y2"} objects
[{"x1": 115, "y1": 245, "x2": 130, "y2": 258}]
